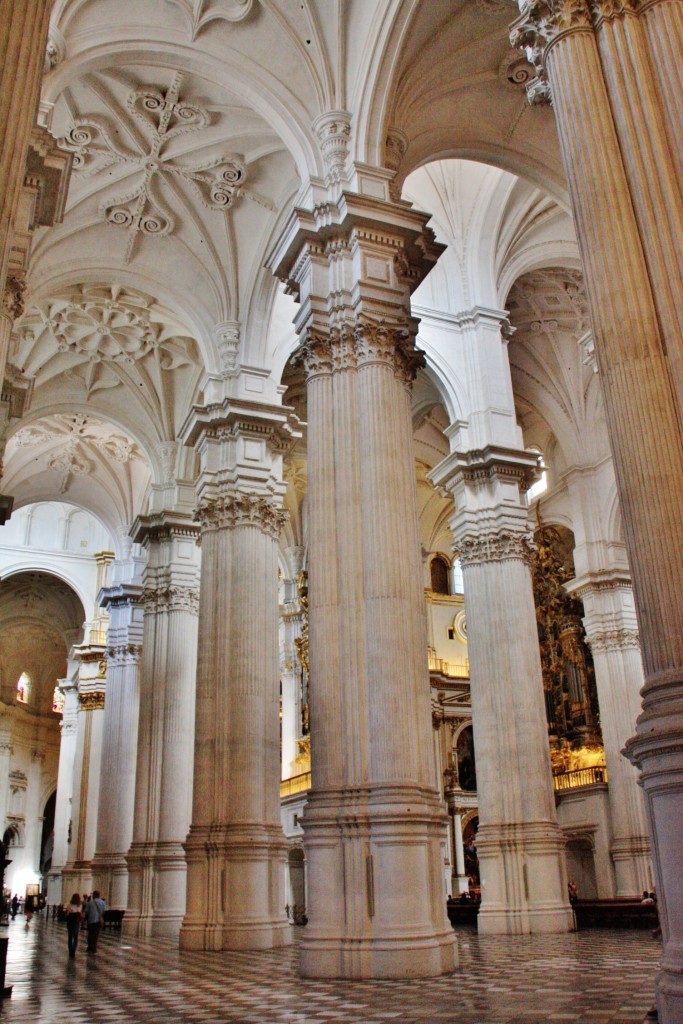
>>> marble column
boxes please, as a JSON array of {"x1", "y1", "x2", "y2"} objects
[
  {"x1": 269, "y1": 194, "x2": 457, "y2": 978},
  {"x1": 0, "y1": 715, "x2": 12, "y2": 838},
  {"x1": 178, "y1": 399, "x2": 299, "y2": 952},
  {"x1": 432, "y1": 448, "x2": 572, "y2": 935},
  {"x1": 91, "y1": 558, "x2": 145, "y2": 908},
  {"x1": 125, "y1": 512, "x2": 200, "y2": 938},
  {"x1": 0, "y1": 0, "x2": 51, "y2": 379},
  {"x1": 61, "y1": 649, "x2": 107, "y2": 897},
  {"x1": 511, "y1": 3, "x2": 683, "y2": 1017},
  {"x1": 46, "y1": 675, "x2": 79, "y2": 905}
]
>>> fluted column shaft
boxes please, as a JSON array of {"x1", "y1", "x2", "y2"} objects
[
  {"x1": 583, "y1": 609, "x2": 651, "y2": 893},
  {"x1": 92, "y1": 574, "x2": 144, "y2": 908},
  {"x1": 62, "y1": 650, "x2": 107, "y2": 897},
  {"x1": 125, "y1": 513, "x2": 200, "y2": 938},
  {"x1": 511, "y1": 3, "x2": 683, "y2": 1017},
  {"x1": 47, "y1": 678, "x2": 79, "y2": 905},
  {"x1": 178, "y1": 398, "x2": 299, "y2": 952},
  {"x1": 180, "y1": 494, "x2": 290, "y2": 950},
  {"x1": 0, "y1": 0, "x2": 51, "y2": 378}
]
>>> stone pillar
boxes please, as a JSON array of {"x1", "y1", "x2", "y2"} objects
[
  {"x1": 91, "y1": 559, "x2": 145, "y2": 908},
  {"x1": 46, "y1": 675, "x2": 79, "y2": 905},
  {"x1": 0, "y1": 0, "x2": 51, "y2": 379},
  {"x1": 125, "y1": 512, "x2": 200, "y2": 938},
  {"x1": 566, "y1": 568, "x2": 652, "y2": 895},
  {"x1": 511, "y1": 4, "x2": 683, "y2": 1017},
  {"x1": 269, "y1": 193, "x2": 457, "y2": 978},
  {"x1": 0, "y1": 715, "x2": 12, "y2": 838},
  {"x1": 178, "y1": 399, "x2": 299, "y2": 952},
  {"x1": 432, "y1": 448, "x2": 572, "y2": 935},
  {"x1": 280, "y1": 546, "x2": 306, "y2": 780},
  {"x1": 61, "y1": 649, "x2": 107, "y2": 897}
]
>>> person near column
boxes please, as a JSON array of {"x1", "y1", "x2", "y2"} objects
[
  {"x1": 85, "y1": 890, "x2": 106, "y2": 953},
  {"x1": 24, "y1": 895, "x2": 33, "y2": 925},
  {"x1": 65, "y1": 893, "x2": 82, "y2": 958}
]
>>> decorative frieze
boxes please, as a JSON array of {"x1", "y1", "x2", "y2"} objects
[
  {"x1": 586, "y1": 628, "x2": 640, "y2": 654},
  {"x1": 195, "y1": 492, "x2": 288, "y2": 539},
  {"x1": 297, "y1": 318, "x2": 424, "y2": 383},
  {"x1": 143, "y1": 584, "x2": 200, "y2": 615},
  {"x1": 458, "y1": 530, "x2": 535, "y2": 568},
  {"x1": 313, "y1": 111, "x2": 351, "y2": 180},
  {"x1": 79, "y1": 691, "x2": 105, "y2": 711},
  {"x1": 106, "y1": 643, "x2": 143, "y2": 666}
]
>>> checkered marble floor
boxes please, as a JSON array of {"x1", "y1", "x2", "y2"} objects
[{"x1": 0, "y1": 915, "x2": 660, "y2": 1024}]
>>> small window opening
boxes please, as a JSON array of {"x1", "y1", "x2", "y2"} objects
[{"x1": 16, "y1": 672, "x2": 31, "y2": 704}]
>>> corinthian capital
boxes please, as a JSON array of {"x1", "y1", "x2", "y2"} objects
[
  {"x1": 510, "y1": 0, "x2": 593, "y2": 103},
  {"x1": 196, "y1": 492, "x2": 288, "y2": 539},
  {"x1": 458, "y1": 529, "x2": 536, "y2": 568}
]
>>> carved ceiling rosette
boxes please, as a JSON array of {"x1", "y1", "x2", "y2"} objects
[
  {"x1": 59, "y1": 72, "x2": 270, "y2": 263},
  {"x1": 15, "y1": 283, "x2": 199, "y2": 401},
  {"x1": 11, "y1": 413, "x2": 140, "y2": 495}
]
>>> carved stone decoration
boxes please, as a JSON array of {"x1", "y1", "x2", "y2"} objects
[
  {"x1": 13, "y1": 413, "x2": 139, "y2": 494},
  {"x1": 313, "y1": 111, "x2": 351, "y2": 181},
  {"x1": 2, "y1": 274, "x2": 27, "y2": 321},
  {"x1": 143, "y1": 584, "x2": 200, "y2": 615},
  {"x1": 215, "y1": 320, "x2": 241, "y2": 377},
  {"x1": 59, "y1": 72, "x2": 265, "y2": 262},
  {"x1": 166, "y1": 0, "x2": 254, "y2": 38},
  {"x1": 498, "y1": 49, "x2": 537, "y2": 91},
  {"x1": 17, "y1": 282, "x2": 198, "y2": 397},
  {"x1": 79, "y1": 691, "x2": 106, "y2": 711},
  {"x1": 195, "y1": 492, "x2": 288, "y2": 539},
  {"x1": 458, "y1": 529, "x2": 536, "y2": 568},
  {"x1": 510, "y1": 0, "x2": 600, "y2": 105},
  {"x1": 586, "y1": 628, "x2": 641, "y2": 654}
]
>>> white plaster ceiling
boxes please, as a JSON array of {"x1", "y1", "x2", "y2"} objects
[{"x1": 2, "y1": 413, "x2": 151, "y2": 540}]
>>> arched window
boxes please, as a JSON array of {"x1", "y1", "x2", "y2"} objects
[
  {"x1": 452, "y1": 558, "x2": 464, "y2": 594},
  {"x1": 430, "y1": 555, "x2": 450, "y2": 594},
  {"x1": 526, "y1": 446, "x2": 548, "y2": 500},
  {"x1": 16, "y1": 671, "x2": 31, "y2": 704}
]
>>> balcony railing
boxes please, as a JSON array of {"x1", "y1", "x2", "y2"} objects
[
  {"x1": 553, "y1": 765, "x2": 608, "y2": 791},
  {"x1": 428, "y1": 650, "x2": 470, "y2": 679},
  {"x1": 280, "y1": 772, "x2": 311, "y2": 798}
]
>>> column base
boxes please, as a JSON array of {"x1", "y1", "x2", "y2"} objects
[
  {"x1": 299, "y1": 785, "x2": 457, "y2": 979},
  {"x1": 611, "y1": 834, "x2": 653, "y2": 896},
  {"x1": 179, "y1": 822, "x2": 292, "y2": 952},
  {"x1": 656, "y1": 946, "x2": 683, "y2": 1024},
  {"x1": 300, "y1": 932, "x2": 457, "y2": 980},
  {"x1": 475, "y1": 821, "x2": 574, "y2": 936},
  {"x1": 90, "y1": 851, "x2": 128, "y2": 908},
  {"x1": 61, "y1": 862, "x2": 93, "y2": 899},
  {"x1": 125, "y1": 841, "x2": 187, "y2": 938}
]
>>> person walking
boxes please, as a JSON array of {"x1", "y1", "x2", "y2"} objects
[
  {"x1": 84, "y1": 890, "x2": 106, "y2": 954},
  {"x1": 24, "y1": 895, "x2": 34, "y2": 926},
  {"x1": 10, "y1": 895, "x2": 17, "y2": 920},
  {"x1": 65, "y1": 893, "x2": 82, "y2": 958}
]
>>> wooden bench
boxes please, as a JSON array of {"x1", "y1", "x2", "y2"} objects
[
  {"x1": 102, "y1": 909, "x2": 125, "y2": 929},
  {"x1": 446, "y1": 898, "x2": 480, "y2": 927},
  {"x1": 572, "y1": 898, "x2": 659, "y2": 930}
]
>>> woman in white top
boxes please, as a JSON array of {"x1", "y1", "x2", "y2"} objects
[{"x1": 65, "y1": 893, "x2": 82, "y2": 958}]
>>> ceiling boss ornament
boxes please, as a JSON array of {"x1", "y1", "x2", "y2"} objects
[{"x1": 59, "y1": 72, "x2": 261, "y2": 262}]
